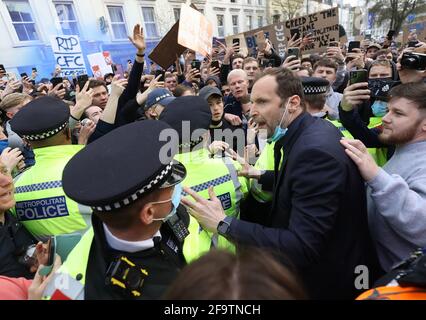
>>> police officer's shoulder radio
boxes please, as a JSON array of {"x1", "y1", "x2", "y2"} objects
[{"x1": 166, "y1": 213, "x2": 189, "y2": 243}]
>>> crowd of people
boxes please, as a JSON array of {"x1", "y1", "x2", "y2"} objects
[{"x1": 0, "y1": 20, "x2": 425, "y2": 301}]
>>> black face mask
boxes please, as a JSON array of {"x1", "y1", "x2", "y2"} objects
[{"x1": 368, "y1": 78, "x2": 397, "y2": 100}]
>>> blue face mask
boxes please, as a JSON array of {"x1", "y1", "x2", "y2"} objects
[
  {"x1": 267, "y1": 100, "x2": 290, "y2": 143},
  {"x1": 152, "y1": 183, "x2": 182, "y2": 223},
  {"x1": 371, "y1": 100, "x2": 388, "y2": 117}
]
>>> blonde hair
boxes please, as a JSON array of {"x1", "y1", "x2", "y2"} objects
[{"x1": 0, "y1": 93, "x2": 32, "y2": 111}]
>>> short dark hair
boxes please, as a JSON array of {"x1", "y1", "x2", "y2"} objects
[
  {"x1": 389, "y1": 82, "x2": 426, "y2": 111},
  {"x1": 313, "y1": 58, "x2": 338, "y2": 73},
  {"x1": 88, "y1": 79, "x2": 107, "y2": 91},
  {"x1": 174, "y1": 84, "x2": 193, "y2": 97},
  {"x1": 256, "y1": 67, "x2": 305, "y2": 108},
  {"x1": 164, "y1": 248, "x2": 307, "y2": 299}
]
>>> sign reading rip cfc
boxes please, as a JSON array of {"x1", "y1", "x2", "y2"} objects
[
  {"x1": 178, "y1": 4, "x2": 213, "y2": 56},
  {"x1": 50, "y1": 35, "x2": 87, "y2": 76}
]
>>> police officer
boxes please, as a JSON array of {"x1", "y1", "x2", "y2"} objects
[
  {"x1": 159, "y1": 96, "x2": 249, "y2": 261},
  {"x1": 43, "y1": 120, "x2": 190, "y2": 300},
  {"x1": 301, "y1": 77, "x2": 387, "y2": 166},
  {"x1": 10, "y1": 96, "x2": 91, "y2": 238}
]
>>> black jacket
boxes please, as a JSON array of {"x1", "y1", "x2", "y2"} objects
[
  {"x1": 84, "y1": 206, "x2": 188, "y2": 300},
  {"x1": 229, "y1": 113, "x2": 382, "y2": 299},
  {"x1": 0, "y1": 211, "x2": 35, "y2": 279}
]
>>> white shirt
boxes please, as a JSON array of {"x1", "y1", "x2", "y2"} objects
[{"x1": 103, "y1": 223, "x2": 162, "y2": 253}]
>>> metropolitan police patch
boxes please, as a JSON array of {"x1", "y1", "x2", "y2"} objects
[
  {"x1": 217, "y1": 192, "x2": 232, "y2": 210},
  {"x1": 16, "y1": 196, "x2": 70, "y2": 221}
]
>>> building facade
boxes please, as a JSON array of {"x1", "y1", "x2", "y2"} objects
[{"x1": 0, "y1": 0, "x2": 268, "y2": 79}]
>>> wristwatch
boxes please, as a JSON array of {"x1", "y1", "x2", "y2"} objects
[{"x1": 217, "y1": 216, "x2": 233, "y2": 237}]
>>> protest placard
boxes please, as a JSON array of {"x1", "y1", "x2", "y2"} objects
[
  {"x1": 149, "y1": 21, "x2": 187, "y2": 70},
  {"x1": 178, "y1": 4, "x2": 213, "y2": 56},
  {"x1": 225, "y1": 33, "x2": 249, "y2": 57},
  {"x1": 50, "y1": 35, "x2": 87, "y2": 76},
  {"x1": 87, "y1": 52, "x2": 113, "y2": 79},
  {"x1": 284, "y1": 7, "x2": 340, "y2": 54},
  {"x1": 241, "y1": 22, "x2": 286, "y2": 58}
]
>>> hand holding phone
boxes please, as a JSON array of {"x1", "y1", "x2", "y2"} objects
[
  {"x1": 349, "y1": 69, "x2": 368, "y2": 85},
  {"x1": 155, "y1": 69, "x2": 165, "y2": 82},
  {"x1": 232, "y1": 38, "x2": 240, "y2": 53},
  {"x1": 77, "y1": 74, "x2": 89, "y2": 90},
  {"x1": 287, "y1": 47, "x2": 300, "y2": 59},
  {"x1": 211, "y1": 60, "x2": 220, "y2": 70},
  {"x1": 348, "y1": 41, "x2": 361, "y2": 53}
]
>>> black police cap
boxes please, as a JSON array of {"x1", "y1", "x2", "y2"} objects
[
  {"x1": 159, "y1": 96, "x2": 211, "y2": 148},
  {"x1": 62, "y1": 120, "x2": 186, "y2": 212},
  {"x1": 10, "y1": 96, "x2": 70, "y2": 141},
  {"x1": 301, "y1": 77, "x2": 330, "y2": 95}
]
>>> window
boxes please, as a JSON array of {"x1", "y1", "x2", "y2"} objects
[
  {"x1": 247, "y1": 0, "x2": 252, "y2": 4},
  {"x1": 141, "y1": 7, "x2": 159, "y2": 38},
  {"x1": 54, "y1": 1, "x2": 79, "y2": 35},
  {"x1": 273, "y1": 14, "x2": 280, "y2": 23},
  {"x1": 257, "y1": 16, "x2": 263, "y2": 28},
  {"x1": 258, "y1": 0, "x2": 263, "y2": 4},
  {"x1": 232, "y1": 15, "x2": 238, "y2": 34},
  {"x1": 217, "y1": 15, "x2": 224, "y2": 37},
  {"x1": 107, "y1": 6, "x2": 127, "y2": 40},
  {"x1": 173, "y1": 8, "x2": 180, "y2": 22},
  {"x1": 230, "y1": 0, "x2": 236, "y2": 3},
  {"x1": 4, "y1": 0, "x2": 39, "y2": 41},
  {"x1": 247, "y1": 15, "x2": 252, "y2": 31}
]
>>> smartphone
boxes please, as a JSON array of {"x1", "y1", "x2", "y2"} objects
[
  {"x1": 232, "y1": 38, "x2": 240, "y2": 53},
  {"x1": 32, "y1": 67, "x2": 37, "y2": 73},
  {"x1": 155, "y1": 69, "x2": 165, "y2": 82},
  {"x1": 211, "y1": 60, "x2": 220, "y2": 70},
  {"x1": 191, "y1": 60, "x2": 201, "y2": 71},
  {"x1": 20, "y1": 72, "x2": 28, "y2": 79},
  {"x1": 408, "y1": 40, "x2": 419, "y2": 48},
  {"x1": 350, "y1": 69, "x2": 368, "y2": 85},
  {"x1": 46, "y1": 237, "x2": 56, "y2": 266},
  {"x1": 365, "y1": 34, "x2": 372, "y2": 41},
  {"x1": 0, "y1": 64, "x2": 5, "y2": 73},
  {"x1": 290, "y1": 28, "x2": 301, "y2": 40},
  {"x1": 348, "y1": 41, "x2": 361, "y2": 53},
  {"x1": 329, "y1": 41, "x2": 339, "y2": 48},
  {"x1": 386, "y1": 30, "x2": 395, "y2": 41},
  {"x1": 77, "y1": 74, "x2": 89, "y2": 90},
  {"x1": 287, "y1": 47, "x2": 300, "y2": 59},
  {"x1": 50, "y1": 76, "x2": 63, "y2": 88}
]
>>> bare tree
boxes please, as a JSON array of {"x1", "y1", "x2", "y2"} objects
[
  {"x1": 271, "y1": 0, "x2": 305, "y2": 21},
  {"x1": 367, "y1": 0, "x2": 426, "y2": 33}
]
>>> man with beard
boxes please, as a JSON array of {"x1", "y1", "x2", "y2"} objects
[{"x1": 340, "y1": 82, "x2": 426, "y2": 273}]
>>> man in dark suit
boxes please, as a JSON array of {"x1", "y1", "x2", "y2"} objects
[{"x1": 182, "y1": 68, "x2": 381, "y2": 299}]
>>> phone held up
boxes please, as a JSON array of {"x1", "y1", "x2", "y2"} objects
[{"x1": 349, "y1": 69, "x2": 368, "y2": 86}]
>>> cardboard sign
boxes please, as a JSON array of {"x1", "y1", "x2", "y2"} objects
[
  {"x1": 178, "y1": 4, "x2": 213, "y2": 56},
  {"x1": 243, "y1": 22, "x2": 287, "y2": 58},
  {"x1": 87, "y1": 52, "x2": 113, "y2": 79},
  {"x1": 225, "y1": 33, "x2": 249, "y2": 57},
  {"x1": 284, "y1": 7, "x2": 340, "y2": 54},
  {"x1": 403, "y1": 20, "x2": 426, "y2": 43},
  {"x1": 50, "y1": 35, "x2": 87, "y2": 76},
  {"x1": 149, "y1": 21, "x2": 187, "y2": 70}
]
